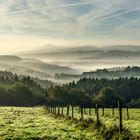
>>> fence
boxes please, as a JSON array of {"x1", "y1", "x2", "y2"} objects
[{"x1": 46, "y1": 101, "x2": 128, "y2": 134}]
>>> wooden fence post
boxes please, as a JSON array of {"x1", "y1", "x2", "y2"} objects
[
  {"x1": 57, "y1": 106, "x2": 58, "y2": 115},
  {"x1": 47, "y1": 106, "x2": 49, "y2": 112},
  {"x1": 50, "y1": 106, "x2": 51, "y2": 113},
  {"x1": 118, "y1": 101, "x2": 122, "y2": 134},
  {"x1": 49, "y1": 106, "x2": 51, "y2": 112},
  {"x1": 96, "y1": 104, "x2": 99, "y2": 124},
  {"x1": 54, "y1": 107, "x2": 55, "y2": 114},
  {"x1": 112, "y1": 107, "x2": 114, "y2": 117},
  {"x1": 53, "y1": 107, "x2": 55, "y2": 114},
  {"x1": 67, "y1": 106, "x2": 69, "y2": 117},
  {"x1": 89, "y1": 108, "x2": 91, "y2": 115},
  {"x1": 126, "y1": 107, "x2": 129, "y2": 120},
  {"x1": 54, "y1": 107, "x2": 56, "y2": 115},
  {"x1": 50, "y1": 106, "x2": 52, "y2": 113},
  {"x1": 58, "y1": 106, "x2": 60, "y2": 116},
  {"x1": 102, "y1": 107, "x2": 104, "y2": 116},
  {"x1": 81, "y1": 106, "x2": 83, "y2": 120},
  {"x1": 61, "y1": 107, "x2": 64, "y2": 116},
  {"x1": 52, "y1": 107, "x2": 54, "y2": 114},
  {"x1": 72, "y1": 106, "x2": 74, "y2": 119}
]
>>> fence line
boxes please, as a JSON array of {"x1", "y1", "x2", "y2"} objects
[{"x1": 46, "y1": 101, "x2": 124, "y2": 133}]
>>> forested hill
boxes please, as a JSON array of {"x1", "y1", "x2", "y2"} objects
[
  {"x1": 47, "y1": 77, "x2": 140, "y2": 107},
  {"x1": 55, "y1": 66, "x2": 140, "y2": 80},
  {"x1": 0, "y1": 71, "x2": 48, "y2": 106},
  {"x1": 0, "y1": 71, "x2": 140, "y2": 107},
  {"x1": 82, "y1": 66, "x2": 140, "y2": 79}
]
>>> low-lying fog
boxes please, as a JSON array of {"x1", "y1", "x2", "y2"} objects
[{"x1": 0, "y1": 44, "x2": 140, "y2": 80}]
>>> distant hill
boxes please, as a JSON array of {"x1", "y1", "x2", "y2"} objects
[
  {"x1": 55, "y1": 66, "x2": 140, "y2": 80},
  {"x1": 57, "y1": 46, "x2": 100, "y2": 52},
  {"x1": 83, "y1": 50, "x2": 140, "y2": 59},
  {"x1": 20, "y1": 59, "x2": 78, "y2": 75},
  {"x1": 0, "y1": 55, "x2": 22, "y2": 61},
  {"x1": 104, "y1": 45, "x2": 140, "y2": 51},
  {"x1": 8, "y1": 44, "x2": 140, "y2": 75},
  {"x1": 82, "y1": 66, "x2": 140, "y2": 79},
  {"x1": 0, "y1": 70, "x2": 52, "y2": 88},
  {"x1": 0, "y1": 55, "x2": 78, "y2": 79},
  {"x1": 17, "y1": 44, "x2": 140, "y2": 61}
]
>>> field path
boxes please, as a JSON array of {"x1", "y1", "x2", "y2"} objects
[{"x1": 0, "y1": 107, "x2": 100, "y2": 140}]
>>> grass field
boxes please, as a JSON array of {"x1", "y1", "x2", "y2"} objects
[
  {"x1": 0, "y1": 107, "x2": 139, "y2": 140},
  {"x1": 0, "y1": 107, "x2": 102, "y2": 140},
  {"x1": 48, "y1": 107, "x2": 140, "y2": 139},
  {"x1": 68, "y1": 107, "x2": 140, "y2": 135}
]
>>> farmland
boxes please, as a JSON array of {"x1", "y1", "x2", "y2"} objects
[{"x1": 0, "y1": 107, "x2": 139, "y2": 140}]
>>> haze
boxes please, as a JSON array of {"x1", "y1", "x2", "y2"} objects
[
  {"x1": 0, "y1": 0, "x2": 140, "y2": 53},
  {"x1": 0, "y1": 0, "x2": 140, "y2": 81}
]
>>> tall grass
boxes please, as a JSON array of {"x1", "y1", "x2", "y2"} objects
[{"x1": 47, "y1": 107, "x2": 140, "y2": 140}]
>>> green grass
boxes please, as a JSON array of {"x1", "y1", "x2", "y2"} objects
[
  {"x1": 0, "y1": 107, "x2": 101, "y2": 140},
  {"x1": 0, "y1": 107, "x2": 139, "y2": 140},
  {"x1": 52, "y1": 107, "x2": 140, "y2": 139}
]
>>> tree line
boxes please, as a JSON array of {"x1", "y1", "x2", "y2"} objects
[
  {"x1": 0, "y1": 71, "x2": 140, "y2": 107},
  {"x1": 82, "y1": 66, "x2": 140, "y2": 79},
  {"x1": 0, "y1": 73, "x2": 46, "y2": 106},
  {"x1": 46, "y1": 77, "x2": 140, "y2": 107}
]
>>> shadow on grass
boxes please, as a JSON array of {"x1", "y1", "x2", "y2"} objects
[{"x1": 48, "y1": 111, "x2": 138, "y2": 140}]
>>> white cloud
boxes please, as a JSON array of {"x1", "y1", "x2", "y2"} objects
[{"x1": 0, "y1": 0, "x2": 140, "y2": 45}]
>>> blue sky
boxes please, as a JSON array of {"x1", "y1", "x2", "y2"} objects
[{"x1": 0, "y1": 0, "x2": 140, "y2": 52}]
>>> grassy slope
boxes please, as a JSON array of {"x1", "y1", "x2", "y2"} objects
[{"x1": 0, "y1": 107, "x2": 100, "y2": 140}]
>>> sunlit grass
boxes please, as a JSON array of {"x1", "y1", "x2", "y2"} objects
[
  {"x1": 0, "y1": 107, "x2": 101, "y2": 140},
  {"x1": 57, "y1": 107, "x2": 140, "y2": 137},
  {"x1": 0, "y1": 107, "x2": 139, "y2": 139}
]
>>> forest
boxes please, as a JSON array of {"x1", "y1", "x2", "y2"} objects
[
  {"x1": 55, "y1": 66, "x2": 140, "y2": 80},
  {"x1": 82, "y1": 66, "x2": 140, "y2": 79},
  {"x1": 0, "y1": 69, "x2": 140, "y2": 107},
  {"x1": 0, "y1": 71, "x2": 46, "y2": 106},
  {"x1": 46, "y1": 77, "x2": 140, "y2": 108}
]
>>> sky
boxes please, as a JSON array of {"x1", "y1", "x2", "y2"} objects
[{"x1": 0, "y1": 0, "x2": 140, "y2": 52}]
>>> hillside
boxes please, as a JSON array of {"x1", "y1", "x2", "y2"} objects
[
  {"x1": 0, "y1": 72, "x2": 46, "y2": 106},
  {"x1": 55, "y1": 66, "x2": 140, "y2": 80},
  {"x1": 16, "y1": 44, "x2": 140, "y2": 72},
  {"x1": 82, "y1": 66, "x2": 140, "y2": 79},
  {"x1": 0, "y1": 55, "x2": 22, "y2": 61},
  {"x1": 0, "y1": 55, "x2": 77, "y2": 79}
]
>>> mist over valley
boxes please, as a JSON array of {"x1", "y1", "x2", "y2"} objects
[{"x1": 0, "y1": 44, "x2": 140, "y2": 82}]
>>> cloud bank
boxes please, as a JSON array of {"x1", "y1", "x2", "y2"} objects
[{"x1": 0, "y1": 0, "x2": 140, "y2": 49}]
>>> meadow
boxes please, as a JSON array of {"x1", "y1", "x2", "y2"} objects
[
  {"x1": 0, "y1": 107, "x2": 101, "y2": 140},
  {"x1": 67, "y1": 107, "x2": 140, "y2": 134},
  {"x1": 0, "y1": 107, "x2": 139, "y2": 140}
]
